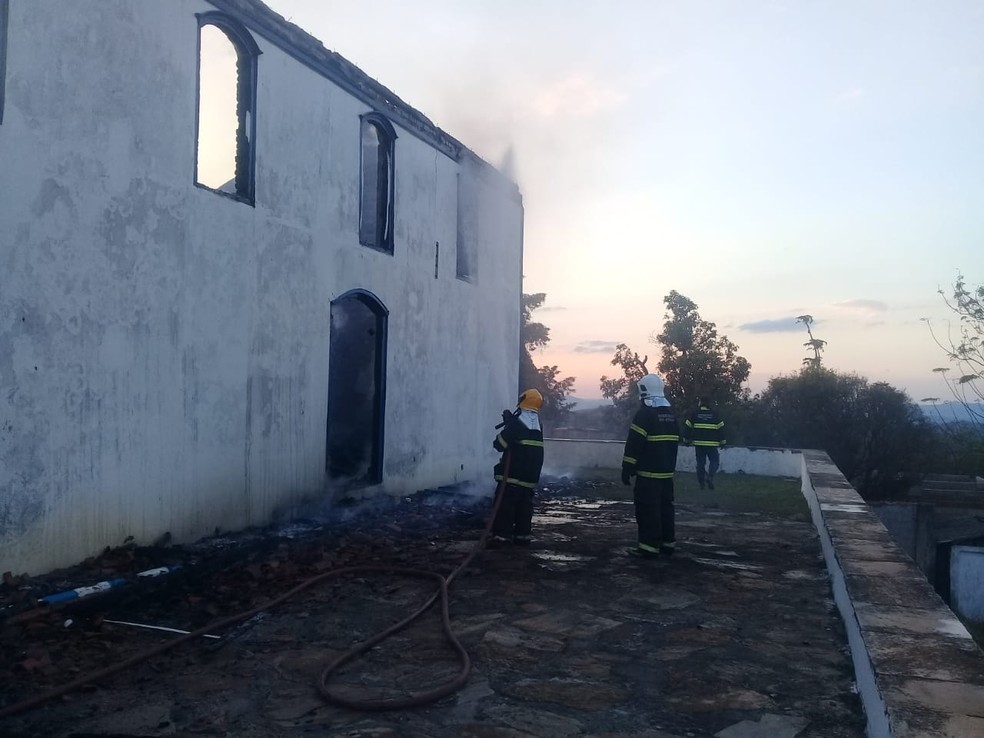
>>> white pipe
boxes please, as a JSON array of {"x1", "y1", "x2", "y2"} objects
[{"x1": 103, "y1": 619, "x2": 221, "y2": 640}]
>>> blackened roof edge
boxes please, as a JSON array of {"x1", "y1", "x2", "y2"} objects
[{"x1": 206, "y1": 0, "x2": 521, "y2": 202}]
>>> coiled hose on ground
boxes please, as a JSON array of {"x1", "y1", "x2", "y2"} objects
[{"x1": 0, "y1": 454, "x2": 511, "y2": 718}]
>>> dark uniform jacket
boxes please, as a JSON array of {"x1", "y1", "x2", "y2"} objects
[
  {"x1": 622, "y1": 405, "x2": 680, "y2": 480},
  {"x1": 683, "y1": 406, "x2": 726, "y2": 447},
  {"x1": 494, "y1": 414, "x2": 544, "y2": 488}
]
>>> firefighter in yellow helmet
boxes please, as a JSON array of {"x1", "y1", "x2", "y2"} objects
[{"x1": 490, "y1": 388, "x2": 545, "y2": 546}]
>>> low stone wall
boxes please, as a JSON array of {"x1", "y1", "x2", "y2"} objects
[
  {"x1": 800, "y1": 451, "x2": 984, "y2": 736},
  {"x1": 543, "y1": 439, "x2": 984, "y2": 736}
]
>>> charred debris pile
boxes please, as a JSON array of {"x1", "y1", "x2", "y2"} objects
[{"x1": 0, "y1": 476, "x2": 602, "y2": 703}]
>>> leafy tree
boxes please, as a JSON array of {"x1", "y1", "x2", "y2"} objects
[
  {"x1": 924, "y1": 273, "x2": 983, "y2": 430},
  {"x1": 796, "y1": 314, "x2": 826, "y2": 370},
  {"x1": 521, "y1": 293, "x2": 550, "y2": 353},
  {"x1": 599, "y1": 343, "x2": 650, "y2": 423},
  {"x1": 520, "y1": 293, "x2": 575, "y2": 425},
  {"x1": 854, "y1": 381, "x2": 937, "y2": 495},
  {"x1": 655, "y1": 291, "x2": 751, "y2": 414},
  {"x1": 746, "y1": 368, "x2": 932, "y2": 498},
  {"x1": 598, "y1": 291, "x2": 750, "y2": 433},
  {"x1": 923, "y1": 423, "x2": 984, "y2": 477}
]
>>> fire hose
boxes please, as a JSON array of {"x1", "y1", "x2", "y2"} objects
[{"x1": 0, "y1": 450, "x2": 513, "y2": 718}]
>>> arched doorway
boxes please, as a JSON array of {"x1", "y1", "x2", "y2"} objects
[{"x1": 326, "y1": 290, "x2": 387, "y2": 486}]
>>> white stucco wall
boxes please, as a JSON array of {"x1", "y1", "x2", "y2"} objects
[
  {"x1": 951, "y1": 546, "x2": 984, "y2": 624},
  {"x1": 543, "y1": 440, "x2": 804, "y2": 479},
  {"x1": 0, "y1": 0, "x2": 522, "y2": 574}
]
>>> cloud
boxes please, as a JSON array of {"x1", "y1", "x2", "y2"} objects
[
  {"x1": 831, "y1": 299, "x2": 889, "y2": 317},
  {"x1": 537, "y1": 305, "x2": 567, "y2": 312},
  {"x1": 532, "y1": 74, "x2": 626, "y2": 119},
  {"x1": 738, "y1": 317, "x2": 804, "y2": 333},
  {"x1": 573, "y1": 340, "x2": 621, "y2": 354},
  {"x1": 738, "y1": 302, "x2": 888, "y2": 334}
]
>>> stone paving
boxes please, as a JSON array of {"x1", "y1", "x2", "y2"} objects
[{"x1": 1, "y1": 479, "x2": 867, "y2": 737}]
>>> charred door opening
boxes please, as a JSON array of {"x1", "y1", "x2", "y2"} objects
[{"x1": 326, "y1": 291, "x2": 387, "y2": 485}]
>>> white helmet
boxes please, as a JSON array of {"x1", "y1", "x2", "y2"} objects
[{"x1": 638, "y1": 374, "x2": 666, "y2": 402}]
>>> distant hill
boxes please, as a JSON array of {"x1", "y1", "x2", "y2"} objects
[
  {"x1": 918, "y1": 402, "x2": 983, "y2": 426},
  {"x1": 569, "y1": 397, "x2": 612, "y2": 412}
]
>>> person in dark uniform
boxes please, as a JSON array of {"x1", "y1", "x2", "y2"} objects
[
  {"x1": 683, "y1": 398, "x2": 726, "y2": 490},
  {"x1": 490, "y1": 388, "x2": 545, "y2": 546},
  {"x1": 621, "y1": 374, "x2": 680, "y2": 558}
]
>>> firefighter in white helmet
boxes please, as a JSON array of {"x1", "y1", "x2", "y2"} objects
[
  {"x1": 490, "y1": 388, "x2": 545, "y2": 547},
  {"x1": 621, "y1": 374, "x2": 680, "y2": 558}
]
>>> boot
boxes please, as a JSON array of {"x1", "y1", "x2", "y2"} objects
[{"x1": 627, "y1": 545, "x2": 660, "y2": 559}]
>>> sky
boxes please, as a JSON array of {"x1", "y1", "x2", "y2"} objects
[{"x1": 264, "y1": 0, "x2": 983, "y2": 401}]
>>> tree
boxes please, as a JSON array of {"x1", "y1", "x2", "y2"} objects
[
  {"x1": 924, "y1": 273, "x2": 983, "y2": 430},
  {"x1": 598, "y1": 291, "x2": 750, "y2": 433},
  {"x1": 599, "y1": 344, "x2": 651, "y2": 429},
  {"x1": 520, "y1": 293, "x2": 576, "y2": 425},
  {"x1": 746, "y1": 368, "x2": 932, "y2": 498},
  {"x1": 796, "y1": 314, "x2": 826, "y2": 370},
  {"x1": 654, "y1": 291, "x2": 751, "y2": 413}
]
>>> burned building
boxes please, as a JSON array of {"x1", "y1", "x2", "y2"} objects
[{"x1": 0, "y1": 0, "x2": 524, "y2": 574}]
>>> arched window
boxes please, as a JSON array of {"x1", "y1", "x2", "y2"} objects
[
  {"x1": 326, "y1": 290, "x2": 388, "y2": 485},
  {"x1": 359, "y1": 114, "x2": 396, "y2": 253},
  {"x1": 195, "y1": 12, "x2": 260, "y2": 205}
]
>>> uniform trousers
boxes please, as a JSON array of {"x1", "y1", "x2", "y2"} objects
[
  {"x1": 633, "y1": 477, "x2": 675, "y2": 551},
  {"x1": 492, "y1": 484, "x2": 534, "y2": 538},
  {"x1": 695, "y1": 447, "x2": 720, "y2": 487}
]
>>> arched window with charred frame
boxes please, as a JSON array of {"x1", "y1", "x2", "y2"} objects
[
  {"x1": 359, "y1": 113, "x2": 396, "y2": 253},
  {"x1": 194, "y1": 12, "x2": 260, "y2": 205}
]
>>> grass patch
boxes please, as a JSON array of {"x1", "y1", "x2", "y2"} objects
[{"x1": 675, "y1": 472, "x2": 808, "y2": 519}]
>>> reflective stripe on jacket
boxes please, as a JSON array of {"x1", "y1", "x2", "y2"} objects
[
  {"x1": 683, "y1": 406, "x2": 726, "y2": 447},
  {"x1": 493, "y1": 416, "x2": 544, "y2": 487},
  {"x1": 622, "y1": 404, "x2": 679, "y2": 479}
]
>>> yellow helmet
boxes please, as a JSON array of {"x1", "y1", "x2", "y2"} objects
[{"x1": 518, "y1": 388, "x2": 543, "y2": 411}]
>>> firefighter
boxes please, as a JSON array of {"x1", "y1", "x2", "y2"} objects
[
  {"x1": 683, "y1": 397, "x2": 726, "y2": 490},
  {"x1": 490, "y1": 388, "x2": 545, "y2": 546},
  {"x1": 621, "y1": 374, "x2": 680, "y2": 558}
]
